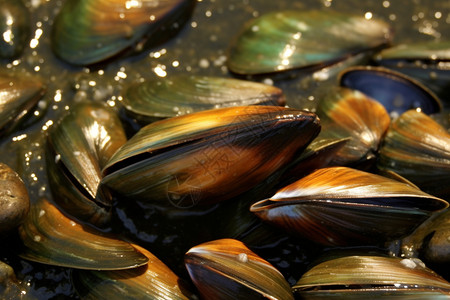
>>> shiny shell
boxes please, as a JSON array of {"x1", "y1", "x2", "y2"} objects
[
  {"x1": 46, "y1": 102, "x2": 127, "y2": 226},
  {"x1": 0, "y1": 71, "x2": 46, "y2": 138},
  {"x1": 0, "y1": 0, "x2": 30, "y2": 59},
  {"x1": 293, "y1": 255, "x2": 450, "y2": 298},
  {"x1": 122, "y1": 75, "x2": 286, "y2": 122},
  {"x1": 227, "y1": 10, "x2": 392, "y2": 75},
  {"x1": 250, "y1": 167, "x2": 448, "y2": 246},
  {"x1": 315, "y1": 87, "x2": 390, "y2": 166},
  {"x1": 72, "y1": 244, "x2": 194, "y2": 299},
  {"x1": 378, "y1": 109, "x2": 450, "y2": 199},
  {"x1": 185, "y1": 238, "x2": 293, "y2": 300},
  {"x1": 102, "y1": 106, "x2": 320, "y2": 208},
  {"x1": 51, "y1": 0, "x2": 196, "y2": 65},
  {"x1": 339, "y1": 66, "x2": 442, "y2": 116},
  {"x1": 18, "y1": 197, "x2": 148, "y2": 270},
  {"x1": 0, "y1": 163, "x2": 29, "y2": 234}
]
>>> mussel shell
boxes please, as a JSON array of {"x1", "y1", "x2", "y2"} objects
[
  {"x1": 293, "y1": 255, "x2": 450, "y2": 298},
  {"x1": 18, "y1": 197, "x2": 148, "y2": 270},
  {"x1": 102, "y1": 106, "x2": 320, "y2": 208},
  {"x1": 250, "y1": 167, "x2": 448, "y2": 246},
  {"x1": 121, "y1": 75, "x2": 286, "y2": 122},
  {"x1": 315, "y1": 87, "x2": 390, "y2": 167},
  {"x1": 72, "y1": 244, "x2": 194, "y2": 299},
  {"x1": 52, "y1": 0, "x2": 196, "y2": 65},
  {"x1": 377, "y1": 109, "x2": 450, "y2": 199},
  {"x1": 0, "y1": 0, "x2": 30, "y2": 59},
  {"x1": 46, "y1": 101, "x2": 127, "y2": 226},
  {"x1": 0, "y1": 163, "x2": 29, "y2": 234},
  {"x1": 339, "y1": 66, "x2": 442, "y2": 116},
  {"x1": 375, "y1": 41, "x2": 450, "y2": 108},
  {"x1": 0, "y1": 71, "x2": 45, "y2": 137},
  {"x1": 185, "y1": 238, "x2": 293, "y2": 300},
  {"x1": 227, "y1": 10, "x2": 392, "y2": 75}
]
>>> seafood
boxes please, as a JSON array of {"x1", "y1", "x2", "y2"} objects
[
  {"x1": 51, "y1": 0, "x2": 197, "y2": 65},
  {"x1": 339, "y1": 66, "x2": 442, "y2": 116},
  {"x1": 18, "y1": 197, "x2": 148, "y2": 270},
  {"x1": 121, "y1": 75, "x2": 285, "y2": 123},
  {"x1": 227, "y1": 10, "x2": 392, "y2": 75},
  {"x1": 0, "y1": 163, "x2": 29, "y2": 234},
  {"x1": 250, "y1": 167, "x2": 448, "y2": 246},
  {"x1": 0, "y1": 71, "x2": 46, "y2": 138},
  {"x1": 46, "y1": 101, "x2": 127, "y2": 226},
  {"x1": 185, "y1": 239, "x2": 293, "y2": 299},
  {"x1": 377, "y1": 109, "x2": 450, "y2": 199},
  {"x1": 315, "y1": 87, "x2": 390, "y2": 167},
  {"x1": 0, "y1": 0, "x2": 30, "y2": 59},
  {"x1": 102, "y1": 106, "x2": 320, "y2": 208},
  {"x1": 293, "y1": 255, "x2": 450, "y2": 298},
  {"x1": 72, "y1": 244, "x2": 194, "y2": 299}
]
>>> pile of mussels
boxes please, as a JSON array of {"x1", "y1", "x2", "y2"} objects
[{"x1": 1, "y1": 0, "x2": 450, "y2": 299}]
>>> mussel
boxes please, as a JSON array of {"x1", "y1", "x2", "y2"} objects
[
  {"x1": 315, "y1": 86, "x2": 390, "y2": 167},
  {"x1": 121, "y1": 75, "x2": 285, "y2": 123},
  {"x1": 102, "y1": 106, "x2": 320, "y2": 208},
  {"x1": 227, "y1": 10, "x2": 392, "y2": 75},
  {"x1": 293, "y1": 255, "x2": 450, "y2": 298},
  {"x1": 0, "y1": 163, "x2": 29, "y2": 235},
  {"x1": 46, "y1": 101, "x2": 127, "y2": 227},
  {"x1": 250, "y1": 167, "x2": 448, "y2": 246},
  {"x1": 377, "y1": 109, "x2": 450, "y2": 199},
  {"x1": 0, "y1": 0, "x2": 30, "y2": 59},
  {"x1": 72, "y1": 244, "x2": 195, "y2": 299},
  {"x1": 52, "y1": 0, "x2": 196, "y2": 65},
  {"x1": 340, "y1": 66, "x2": 442, "y2": 116},
  {"x1": 185, "y1": 238, "x2": 294, "y2": 299},
  {"x1": 375, "y1": 40, "x2": 450, "y2": 105},
  {"x1": 18, "y1": 197, "x2": 148, "y2": 270},
  {"x1": 0, "y1": 71, "x2": 46, "y2": 138}
]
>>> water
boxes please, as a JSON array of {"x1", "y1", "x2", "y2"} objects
[{"x1": 0, "y1": 0, "x2": 449, "y2": 298}]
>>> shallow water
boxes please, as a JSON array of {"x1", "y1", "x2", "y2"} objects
[{"x1": 0, "y1": 0, "x2": 449, "y2": 298}]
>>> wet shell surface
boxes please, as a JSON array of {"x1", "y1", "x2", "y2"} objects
[
  {"x1": 250, "y1": 166, "x2": 448, "y2": 246},
  {"x1": 315, "y1": 87, "x2": 390, "y2": 166},
  {"x1": 185, "y1": 238, "x2": 294, "y2": 300},
  {"x1": 51, "y1": 0, "x2": 196, "y2": 65},
  {"x1": 0, "y1": 0, "x2": 30, "y2": 59},
  {"x1": 227, "y1": 10, "x2": 392, "y2": 75},
  {"x1": 102, "y1": 106, "x2": 320, "y2": 208},
  {"x1": 378, "y1": 109, "x2": 450, "y2": 199},
  {"x1": 72, "y1": 244, "x2": 194, "y2": 299},
  {"x1": 121, "y1": 75, "x2": 286, "y2": 122},
  {"x1": 0, "y1": 163, "x2": 29, "y2": 234},
  {"x1": 293, "y1": 255, "x2": 450, "y2": 298},
  {"x1": 46, "y1": 101, "x2": 127, "y2": 226},
  {"x1": 18, "y1": 197, "x2": 148, "y2": 270}
]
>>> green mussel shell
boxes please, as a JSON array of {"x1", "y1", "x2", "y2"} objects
[
  {"x1": 250, "y1": 167, "x2": 448, "y2": 246},
  {"x1": 293, "y1": 255, "x2": 450, "y2": 299},
  {"x1": 51, "y1": 0, "x2": 196, "y2": 65},
  {"x1": 72, "y1": 244, "x2": 194, "y2": 299},
  {"x1": 227, "y1": 10, "x2": 392, "y2": 75},
  {"x1": 378, "y1": 109, "x2": 450, "y2": 200},
  {"x1": 18, "y1": 198, "x2": 148, "y2": 270},
  {"x1": 46, "y1": 101, "x2": 127, "y2": 226},
  {"x1": 185, "y1": 238, "x2": 293, "y2": 300},
  {"x1": 122, "y1": 75, "x2": 285, "y2": 122},
  {"x1": 0, "y1": 0, "x2": 30, "y2": 59},
  {"x1": 102, "y1": 106, "x2": 320, "y2": 208}
]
